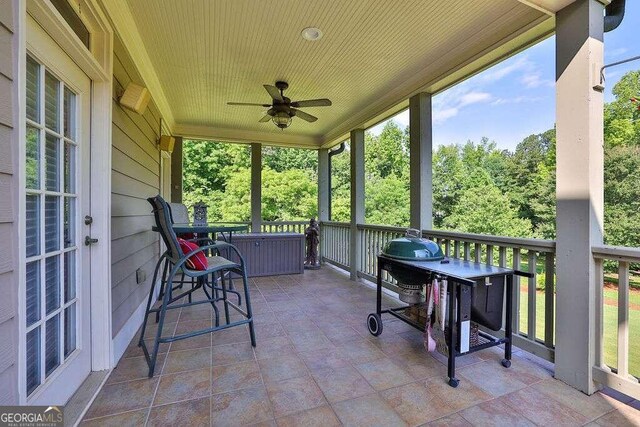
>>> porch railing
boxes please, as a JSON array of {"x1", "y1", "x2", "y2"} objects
[
  {"x1": 592, "y1": 245, "x2": 640, "y2": 400},
  {"x1": 261, "y1": 220, "x2": 307, "y2": 234},
  {"x1": 320, "y1": 222, "x2": 557, "y2": 362},
  {"x1": 320, "y1": 221, "x2": 350, "y2": 270}
]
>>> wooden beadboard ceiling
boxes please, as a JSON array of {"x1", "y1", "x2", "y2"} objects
[{"x1": 123, "y1": 0, "x2": 550, "y2": 147}]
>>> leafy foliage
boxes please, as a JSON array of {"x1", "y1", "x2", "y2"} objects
[{"x1": 183, "y1": 69, "x2": 640, "y2": 250}]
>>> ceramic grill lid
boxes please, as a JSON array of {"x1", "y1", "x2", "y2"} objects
[{"x1": 382, "y1": 229, "x2": 444, "y2": 261}]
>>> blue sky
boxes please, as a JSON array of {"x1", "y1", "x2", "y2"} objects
[{"x1": 370, "y1": 4, "x2": 639, "y2": 151}]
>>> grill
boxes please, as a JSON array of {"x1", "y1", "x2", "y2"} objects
[{"x1": 381, "y1": 229, "x2": 444, "y2": 303}]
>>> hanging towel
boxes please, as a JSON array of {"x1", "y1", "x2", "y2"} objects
[
  {"x1": 432, "y1": 279, "x2": 449, "y2": 357},
  {"x1": 423, "y1": 280, "x2": 437, "y2": 352}
]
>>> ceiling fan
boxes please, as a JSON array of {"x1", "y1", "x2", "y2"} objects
[{"x1": 227, "y1": 81, "x2": 332, "y2": 129}]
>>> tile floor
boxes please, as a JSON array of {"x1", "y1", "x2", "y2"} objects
[{"x1": 82, "y1": 267, "x2": 640, "y2": 426}]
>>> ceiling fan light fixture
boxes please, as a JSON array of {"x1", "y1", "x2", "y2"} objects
[
  {"x1": 301, "y1": 27, "x2": 323, "y2": 41},
  {"x1": 272, "y1": 111, "x2": 292, "y2": 129}
]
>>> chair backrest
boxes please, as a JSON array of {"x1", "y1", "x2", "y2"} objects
[
  {"x1": 148, "y1": 195, "x2": 183, "y2": 262},
  {"x1": 168, "y1": 203, "x2": 190, "y2": 224}
]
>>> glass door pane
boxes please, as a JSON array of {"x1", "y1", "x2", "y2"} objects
[{"x1": 24, "y1": 54, "x2": 80, "y2": 396}]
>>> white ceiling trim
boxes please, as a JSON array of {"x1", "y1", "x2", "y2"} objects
[
  {"x1": 100, "y1": 0, "x2": 176, "y2": 132},
  {"x1": 174, "y1": 124, "x2": 322, "y2": 149},
  {"x1": 321, "y1": 12, "x2": 554, "y2": 148}
]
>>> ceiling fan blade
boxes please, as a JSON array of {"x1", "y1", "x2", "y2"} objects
[
  {"x1": 264, "y1": 85, "x2": 284, "y2": 102},
  {"x1": 228, "y1": 102, "x2": 272, "y2": 107},
  {"x1": 258, "y1": 115, "x2": 271, "y2": 123},
  {"x1": 291, "y1": 98, "x2": 332, "y2": 108},
  {"x1": 291, "y1": 108, "x2": 318, "y2": 122}
]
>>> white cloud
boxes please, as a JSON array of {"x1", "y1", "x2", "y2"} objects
[
  {"x1": 480, "y1": 57, "x2": 530, "y2": 82},
  {"x1": 520, "y1": 72, "x2": 554, "y2": 88},
  {"x1": 433, "y1": 107, "x2": 459, "y2": 124},
  {"x1": 459, "y1": 91, "x2": 492, "y2": 107},
  {"x1": 491, "y1": 95, "x2": 545, "y2": 106}
]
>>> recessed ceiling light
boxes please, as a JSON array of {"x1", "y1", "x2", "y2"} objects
[{"x1": 301, "y1": 27, "x2": 323, "y2": 41}]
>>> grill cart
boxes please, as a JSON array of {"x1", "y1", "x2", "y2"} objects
[{"x1": 367, "y1": 232, "x2": 532, "y2": 388}]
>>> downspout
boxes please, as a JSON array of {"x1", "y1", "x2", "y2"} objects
[
  {"x1": 604, "y1": 0, "x2": 625, "y2": 33},
  {"x1": 327, "y1": 142, "x2": 346, "y2": 220}
]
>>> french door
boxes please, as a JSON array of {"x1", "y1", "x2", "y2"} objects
[{"x1": 24, "y1": 15, "x2": 92, "y2": 404}]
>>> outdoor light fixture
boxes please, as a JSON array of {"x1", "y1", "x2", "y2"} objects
[
  {"x1": 272, "y1": 111, "x2": 292, "y2": 129},
  {"x1": 301, "y1": 27, "x2": 323, "y2": 41}
]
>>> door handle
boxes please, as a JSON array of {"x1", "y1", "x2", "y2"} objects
[{"x1": 85, "y1": 236, "x2": 99, "y2": 246}]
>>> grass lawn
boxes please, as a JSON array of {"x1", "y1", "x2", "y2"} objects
[{"x1": 515, "y1": 285, "x2": 640, "y2": 378}]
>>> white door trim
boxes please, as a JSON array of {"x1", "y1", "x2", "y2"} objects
[{"x1": 17, "y1": 0, "x2": 114, "y2": 404}]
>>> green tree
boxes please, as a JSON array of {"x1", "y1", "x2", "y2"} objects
[
  {"x1": 443, "y1": 175, "x2": 533, "y2": 237},
  {"x1": 604, "y1": 70, "x2": 640, "y2": 147}
]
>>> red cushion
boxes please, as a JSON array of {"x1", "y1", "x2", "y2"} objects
[{"x1": 178, "y1": 238, "x2": 208, "y2": 271}]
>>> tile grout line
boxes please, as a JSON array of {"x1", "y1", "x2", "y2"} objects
[{"x1": 143, "y1": 310, "x2": 179, "y2": 427}]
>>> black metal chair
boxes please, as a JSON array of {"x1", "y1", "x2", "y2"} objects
[{"x1": 139, "y1": 195, "x2": 256, "y2": 377}]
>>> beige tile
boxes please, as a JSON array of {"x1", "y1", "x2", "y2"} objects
[
  {"x1": 298, "y1": 347, "x2": 351, "y2": 372},
  {"x1": 154, "y1": 367, "x2": 211, "y2": 406},
  {"x1": 211, "y1": 326, "x2": 251, "y2": 347},
  {"x1": 459, "y1": 399, "x2": 535, "y2": 427},
  {"x1": 338, "y1": 339, "x2": 387, "y2": 364},
  {"x1": 178, "y1": 305, "x2": 212, "y2": 322},
  {"x1": 276, "y1": 405, "x2": 341, "y2": 427},
  {"x1": 320, "y1": 325, "x2": 363, "y2": 344},
  {"x1": 457, "y1": 360, "x2": 530, "y2": 397},
  {"x1": 501, "y1": 386, "x2": 589, "y2": 426},
  {"x1": 265, "y1": 375, "x2": 327, "y2": 417},
  {"x1": 253, "y1": 321, "x2": 287, "y2": 339},
  {"x1": 162, "y1": 347, "x2": 211, "y2": 375},
  {"x1": 107, "y1": 353, "x2": 165, "y2": 384},
  {"x1": 331, "y1": 393, "x2": 407, "y2": 427},
  {"x1": 211, "y1": 341, "x2": 255, "y2": 365},
  {"x1": 311, "y1": 366, "x2": 375, "y2": 403},
  {"x1": 84, "y1": 377, "x2": 159, "y2": 419},
  {"x1": 211, "y1": 360, "x2": 262, "y2": 394},
  {"x1": 589, "y1": 406, "x2": 640, "y2": 426},
  {"x1": 423, "y1": 376, "x2": 491, "y2": 413},
  {"x1": 148, "y1": 396, "x2": 210, "y2": 427},
  {"x1": 122, "y1": 338, "x2": 169, "y2": 359},
  {"x1": 369, "y1": 333, "x2": 422, "y2": 357},
  {"x1": 258, "y1": 354, "x2": 308, "y2": 383},
  {"x1": 289, "y1": 332, "x2": 335, "y2": 352},
  {"x1": 354, "y1": 357, "x2": 413, "y2": 391},
  {"x1": 80, "y1": 409, "x2": 148, "y2": 426},
  {"x1": 389, "y1": 352, "x2": 447, "y2": 380},
  {"x1": 531, "y1": 378, "x2": 619, "y2": 421},
  {"x1": 425, "y1": 413, "x2": 473, "y2": 427},
  {"x1": 380, "y1": 381, "x2": 455, "y2": 426},
  {"x1": 254, "y1": 336, "x2": 296, "y2": 360},
  {"x1": 168, "y1": 332, "x2": 211, "y2": 352},
  {"x1": 210, "y1": 386, "x2": 273, "y2": 426}
]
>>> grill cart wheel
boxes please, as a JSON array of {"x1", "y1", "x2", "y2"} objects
[
  {"x1": 501, "y1": 359, "x2": 511, "y2": 368},
  {"x1": 448, "y1": 378, "x2": 459, "y2": 388},
  {"x1": 367, "y1": 313, "x2": 383, "y2": 336}
]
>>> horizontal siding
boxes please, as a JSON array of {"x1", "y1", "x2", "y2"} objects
[
  {"x1": 0, "y1": 272, "x2": 15, "y2": 329},
  {"x1": 0, "y1": 74, "x2": 12, "y2": 127},
  {"x1": 0, "y1": 24, "x2": 13, "y2": 78},
  {"x1": 111, "y1": 33, "x2": 161, "y2": 338},
  {"x1": 111, "y1": 230, "x2": 157, "y2": 264},
  {"x1": 0, "y1": 125, "x2": 12, "y2": 173},
  {"x1": 0, "y1": 0, "x2": 16, "y2": 405}
]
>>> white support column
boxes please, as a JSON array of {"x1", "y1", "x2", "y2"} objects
[
  {"x1": 409, "y1": 92, "x2": 433, "y2": 231},
  {"x1": 554, "y1": 0, "x2": 604, "y2": 395},
  {"x1": 350, "y1": 129, "x2": 365, "y2": 280},
  {"x1": 318, "y1": 148, "x2": 329, "y2": 222},
  {"x1": 251, "y1": 143, "x2": 262, "y2": 233}
]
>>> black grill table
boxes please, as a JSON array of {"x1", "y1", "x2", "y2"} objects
[{"x1": 370, "y1": 254, "x2": 532, "y2": 388}]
